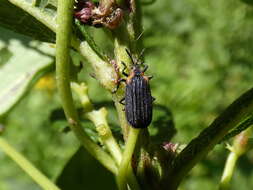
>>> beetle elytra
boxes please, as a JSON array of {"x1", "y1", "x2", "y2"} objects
[{"x1": 116, "y1": 49, "x2": 154, "y2": 128}]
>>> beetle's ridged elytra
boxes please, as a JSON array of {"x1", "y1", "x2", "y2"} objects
[
  {"x1": 115, "y1": 49, "x2": 154, "y2": 129},
  {"x1": 125, "y1": 69, "x2": 153, "y2": 128}
]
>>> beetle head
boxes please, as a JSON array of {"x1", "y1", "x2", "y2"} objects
[{"x1": 131, "y1": 65, "x2": 142, "y2": 76}]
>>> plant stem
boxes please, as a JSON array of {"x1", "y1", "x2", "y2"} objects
[
  {"x1": 78, "y1": 41, "x2": 117, "y2": 91},
  {"x1": 219, "y1": 128, "x2": 251, "y2": 190},
  {"x1": 72, "y1": 82, "x2": 140, "y2": 190},
  {"x1": 56, "y1": 0, "x2": 117, "y2": 174},
  {"x1": 113, "y1": 100, "x2": 141, "y2": 190},
  {"x1": 116, "y1": 0, "x2": 125, "y2": 6},
  {"x1": 169, "y1": 87, "x2": 253, "y2": 190},
  {"x1": 86, "y1": 107, "x2": 123, "y2": 165},
  {"x1": 117, "y1": 128, "x2": 140, "y2": 190},
  {"x1": 0, "y1": 137, "x2": 60, "y2": 190},
  {"x1": 8, "y1": 0, "x2": 117, "y2": 93},
  {"x1": 113, "y1": 27, "x2": 132, "y2": 140},
  {"x1": 75, "y1": 19, "x2": 108, "y2": 61},
  {"x1": 127, "y1": 0, "x2": 143, "y2": 53},
  {"x1": 219, "y1": 152, "x2": 238, "y2": 190},
  {"x1": 220, "y1": 115, "x2": 253, "y2": 142}
]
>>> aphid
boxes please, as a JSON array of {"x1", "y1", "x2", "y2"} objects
[{"x1": 116, "y1": 49, "x2": 154, "y2": 128}]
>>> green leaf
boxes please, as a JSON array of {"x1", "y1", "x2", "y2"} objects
[
  {"x1": 49, "y1": 107, "x2": 101, "y2": 143},
  {"x1": 75, "y1": 19, "x2": 108, "y2": 61},
  {"x1": 149, "y1": 104, "x2": 176, "y2": 144},
  {"x1": 56, "y1": 147, "x2": 117, "y2": 190},
  {"x1": 0, "y1": 27, "x2": 54, "y2": 117},
  {"x1": 49, "y1": 103, "x2": 123, "y2": 143},
  {"x1": 0, "y1": 0, "x2": 55, "y2": 42}
]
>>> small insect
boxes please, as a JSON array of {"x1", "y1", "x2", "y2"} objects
[{"x1": 115, "y1": 49, "x2": 154, "y2": 128}]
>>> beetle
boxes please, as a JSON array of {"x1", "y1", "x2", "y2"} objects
[{"x1": 115, "y1": 49, "x2": 154, "y2": 128}]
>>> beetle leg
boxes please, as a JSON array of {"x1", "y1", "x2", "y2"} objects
[
  {"x1": 142, "y1": 64, "x2": 148, "y2": 72},
  {"x1": 119, "y1": 78, "x2": 126, "y2": 83},
  {"x1": 119, "y1": 97, "x2": 125, "y2": 105},
  {"x1": 136, "y1": 49, "x2": 145, "y2": 64},
  {"x1": 112, "y1": 78, "x2": 126, "y2": 93},
  {"x1": 147, "y1": 75, "x2": 153, "y2": 80},
  {"x1": 89, "y1": 73, "x2": 97, "y2": 79},
  {"x1": 152, "y1": 97, "x2": 156, "y2": 102},
  {"x1": 121, "y1": 62, "x2": 128, "y2": 77},
  {"x1": 125, "y1": 49, "x2": 136, "y2": 65}
]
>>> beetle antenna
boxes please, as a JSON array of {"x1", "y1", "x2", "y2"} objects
[
  {"x1": 136, "y1": 30, "x2": 144, "y2": 41},
  {"x1": 125, "y1": 49, "x2": 136, "y2": 65},
  {"x1": 136, "y1": 48, "x2": 145, "y2": 65}
]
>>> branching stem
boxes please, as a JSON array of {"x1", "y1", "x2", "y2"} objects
[
  {"x1": 117, "y1": 128, "x2": 140, "y2": 190},
  {"x1": 56, "y1": 0, "x2": 117, "y2": 174},
  {"x1": 169, "y1": 88, "x2": 253, "y2": 189}
]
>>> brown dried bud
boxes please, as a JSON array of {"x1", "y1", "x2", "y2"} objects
[
  {"x1": 75, "y1": 8, "x2": 93, "y2": 23},
  {"x1": 103, "y1": 8, "x2": 124, "y2": 29},
  {"x1": 74, "y1": 0, "x2": 123, "y2": 29}
]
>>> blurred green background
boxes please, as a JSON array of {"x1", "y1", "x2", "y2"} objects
[{"x1": 0, "y1": 0, "x2": 253, "y2": 189}]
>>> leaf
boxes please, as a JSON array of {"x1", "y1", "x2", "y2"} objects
[
  {"x1": 49, "y1": 107, "x2": 101, "y2": 143},
  {"x1": 149, "y1": 104, "x2": 176, "y2": 144},
  {"x1": 0, "y1": 27, "x2": 54, "y2": 117},
  {"x1": 49, "y1": 103, "x2": 123, "y2": 143},
  {"x1": 75, "y1": 19, "x2": 107, "y2": 61},
  {"x1": 56, "y1": 147, "x2": 117, "y2": 190},
  {"x1": 0, "y1": 0, "x2": 55, "y2": 42},
  {"x1": 35, "y1": 0, "x2": 57, "y2": 8}
]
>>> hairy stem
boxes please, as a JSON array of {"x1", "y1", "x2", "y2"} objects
[
  {"x1": 170, "y1": 88, "x2": 253, "y2": 189},
  {"x1": 78, "y1": 41, "x2": 117, "y2": 92},
  {"x1": 56, "y1": 0, "x2": 117, "y2": 174},
  {"x1": 0, "y1": 137, "x2": 60, "y2": 190}
]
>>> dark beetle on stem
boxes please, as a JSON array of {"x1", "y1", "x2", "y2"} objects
[{"x1": 115, "y1": 49, "x2": 154, "y2": 128}]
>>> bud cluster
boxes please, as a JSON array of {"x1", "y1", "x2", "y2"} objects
[{"x1": 74, "y1": 0, "x2": 124, "y2": 29}]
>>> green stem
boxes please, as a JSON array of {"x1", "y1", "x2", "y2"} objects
[
  {"x1": 117, "y1": 128, "x2": 140, "y2": 190},
  {"x1": 75, "y1": 19, "x2": 108, "y2": 61},
  {"x1": 85, "y1": 108, "x2": 123, "y2": 165},
  {"x1": 72, "y1": 83, "x2": 140, "y2": 190},
  {"x1": 169, "y1": 88, "x2": 253, "y2": 189},
  {"x1": 56, "y1": 0, "x2": 117, "y2": 174},
  {"x1": 220, "y1": 115, "x2": 253, "y2": 142},
  {"x1": 113, "y1": 29, "x2": 131, "y2": 140},
  {"x1": 116, "y1": 0, "x2": 125, "y2": 6},
  {"x1": 78, "y1": 41, "x2": 117, "y2": 92},
  {"x1": 219, "y1": 152, "x2": 238, "y2": 190},
  {"x1": 127, "y1": 0, "x2": 143, "y2": 53},
  {"x1": 0, "y1": 137, "x2": 60, "y2": 190},
  {"x1": 127, "y1": 166, "x2": 141, "y2": 190},
  {"x1": 219, "y1": 128, "x2": 251, "y2": 190},
  {"x1": 8, "y1": 0, "x2": 117, "y2": 92}
]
